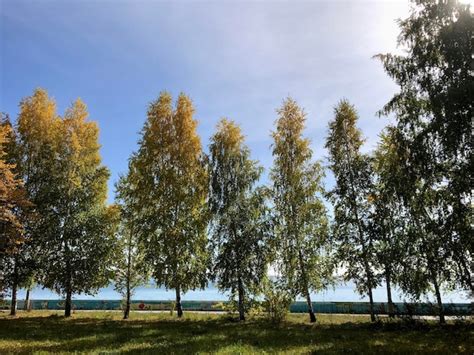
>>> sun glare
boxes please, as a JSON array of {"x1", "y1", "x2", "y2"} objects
[{"x1": 460, "y1": 0, "x2": 474, "y2": 8}]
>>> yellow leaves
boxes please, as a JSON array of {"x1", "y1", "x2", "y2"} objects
[
  {"x1": 132, "y1": 92, "x2": 209, "y2": 287},
  {"x1": 367, "y1": 193, "x2": 376, "y2": 204},
  {"x1": 64, "y1": 98, "x2": 89, "y2": 124},
  {"x1": 62, "y1": 103, "x2": 101, "y2": 173},
  {"x1": 0, "y1": 124, "x2": 21, "y2": 195},
  {"x1": 213, "y1": 118, "x2": 245, "y2": 152},
  {"x1": 0, "y1": 124, "x2": 11, "y2": 163},
  {"x1": 16, "y1": 88, "x2": 108, "y2": 211},
  {"x1": 18, "y1": 88, "x2": 61, "y2": 144},
  {"x1": 18, "y1": 90, "x2": 101, "y2": 171},
  {"x1": 0, "y1": 123, "x2": 30, "y2": 256}
]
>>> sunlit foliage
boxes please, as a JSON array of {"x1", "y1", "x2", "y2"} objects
[
  {"x1": 271, "y1": 98, "x2": 332, "y2": 323},
  {"x1": 208, "y1": 118, "x2": 272, "y2": 321},
  {"x1": 132, "y1": 92, "x2": 209, "y2": 317}
]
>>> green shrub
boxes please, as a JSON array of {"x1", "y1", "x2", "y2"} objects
[{"x1": 262, "y1": 280, "x2": 293, "y2": 324}]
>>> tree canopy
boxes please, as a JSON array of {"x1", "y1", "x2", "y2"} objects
[
  {"x1": 326, "y1": 100, "x2": 378, "y2": 321},
  {"x1": 271, "y1": 98, "x2": 332, "y2": 323},
  {"x1": 208, "y1": 118, "x2": 271, "y2": 321},
  {"x1": 131, "y1": 92, "x2": 209, "y2": 317}
]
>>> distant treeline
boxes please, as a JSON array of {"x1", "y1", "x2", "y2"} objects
[{"x1": 0, "y1": 0, "x2": 472, "y2": 324}]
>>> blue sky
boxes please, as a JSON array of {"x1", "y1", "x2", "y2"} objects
[{"x1": 1, "y1": 0, "x2": 409, "y2": 202}]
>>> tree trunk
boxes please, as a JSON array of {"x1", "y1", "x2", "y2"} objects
[
  {"x1": 124, "y1": 224, "x2": 135, "y2": 320},
  {"x1": 124, "y1": 285, "x2": 131, "y2": 320},
  {"x1": 364, "y1": 259, "x2": 376, "y2": 322},
  {"x1": 385, "y1": 269, "x2": 394, "y2": 318},
  {"x1": 367, "y1": 286, "x2": 375, "y2": 322},
  {"x1": 24, "y1": 288, "x2": 31, "y2": 311},
  {"x1": 175, "y1": 285, "x2": 183, "y2": 318},
  {"x1": 297, "y1": 250, "x2": 315, "y2": 323},
  {"x1": 10, "y1": 260, "x2": 18, "y2": 316},
  {"x1": 65, "y1": 289, "x2": 72, "y2": 317},
  {"x1": 64, "y1": 236, "x2": 73, "y2": 317},
  {"x1": 432, "y1": 275, "x2": 445, "y2": 324},
  {"x1": 305, "y1": 290, "x2": 316, "y2": 323},
  {"x1": 10, "y1": 281, "x2": 17, "y2": 316},
  {"x1": 124, "y1": 230, "x2": 132, "y2": 320},
  {"x1": 237, "y1": 277, "x2": 245, "y2": 321}
]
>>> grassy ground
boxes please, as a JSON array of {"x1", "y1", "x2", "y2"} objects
[{"x1": 0, "y1": 310, "x2": 472, "y2": 354}]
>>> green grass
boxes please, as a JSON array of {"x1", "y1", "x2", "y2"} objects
[{"x1": 0, "y1": 311, "x2": 472, "y2": 354}]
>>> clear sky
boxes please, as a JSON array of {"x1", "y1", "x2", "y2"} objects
[{"x1": 1, "y1": 0, "x2": 410, "y2": 202}]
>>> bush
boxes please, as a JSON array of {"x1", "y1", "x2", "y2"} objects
[{"x1": 262, "y1": 279, "x2": 293, "y2": 324}]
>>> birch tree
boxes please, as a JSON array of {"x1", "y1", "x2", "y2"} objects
[
  {"x1": 7, "y1": 89, "x2": 60, "y2": 316},
  {"x1": 271, "y1": 98, "x2": 332, "y2": 323},
  {"x1": 38, "y1": 98, "x2": 118, "y2": 317},
  {"x1": 114, "y1": 168, "x2": 148, "y2": 319},
  {"x1": 0, "y1": 117, "x2": 31, "y2": 315},
  {"x1": 376, "y1": 0, "x2": 473, "y2": 323},
  {"x1": 208, "y1": 118, "x2": 271, "y2": 321},
  {"x1": 326, "y1": 100, "x2": 378, "y2": 322},
  {"x1": 371, "y1": 126, "x2": 407, "y2": 318},
  {"x1": 132, "y1": 92, "x2": 209, "y2": 317}
]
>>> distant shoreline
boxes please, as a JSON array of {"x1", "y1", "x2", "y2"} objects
[
  {"x1": 9, "y1": 284, "x2": 470, "y2": 304},
  {"x1": 3, "y1": 299, "x2": 472, "y2": 316}
]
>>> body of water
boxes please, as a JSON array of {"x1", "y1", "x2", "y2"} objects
[{"x1": 14, "y1": 282, "x2": 470, "y2": 304}]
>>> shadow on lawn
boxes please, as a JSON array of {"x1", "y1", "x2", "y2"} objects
[{"x1": 0, "y1": 315, "x2": 472, "y2": 354}]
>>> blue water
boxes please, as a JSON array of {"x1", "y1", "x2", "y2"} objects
[{"x1": 15, "y1": 282, "x2": 470, "y2": 304}]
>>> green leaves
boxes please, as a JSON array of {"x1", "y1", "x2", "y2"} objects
[
  {"x1": 114, "y1": 173, "x2": 148, "y2": 312},
  {"x1": 0, "y1": 115, "x2": 33, "y2": 299},
  {"x1": 271, "y1": 98, "x2": 332, "y2": 304},
  {"x1": 14, "y1": 89, "x2": 117, "y2": 307},
  {"x1": 0, "y1": 117, "x2": 28, "y2": 256},
  {"x1": 208, "y1": 119, "x2": 271, "y2": 318},
  {"x1": 132, "y1": 92, "x2": 209, "y2": 298},
  {"x1": 326, "y1": 100, "x2": 378, "y2": 304},
  {"x1": 377, "y1": 0, "x2": 473, "y2": 302}
]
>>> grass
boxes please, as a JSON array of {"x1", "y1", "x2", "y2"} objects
[{"x1": 0, "y1": 310, "x2": 472, "y2": 354}]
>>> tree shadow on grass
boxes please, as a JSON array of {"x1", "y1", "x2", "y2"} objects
[{"x1": 0, "y1": 315, "x2": 472, "y2": 354}]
